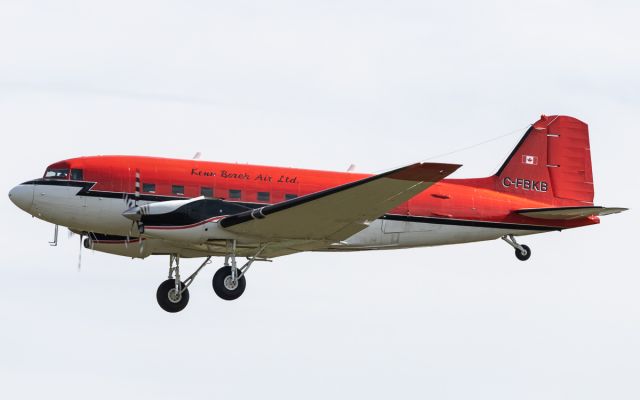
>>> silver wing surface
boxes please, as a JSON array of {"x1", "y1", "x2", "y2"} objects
[{"x1": 220, "y1": 162, "x2": 461, "y2": 242}]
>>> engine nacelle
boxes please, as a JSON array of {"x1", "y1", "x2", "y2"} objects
[{"x1": 123, "y1": 197, "x2": 250, "y2": 244}]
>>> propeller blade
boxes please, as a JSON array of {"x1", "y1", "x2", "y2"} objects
[
  {"x1": 134, "y1": 168, "x2": 141, "y2": 205},
  {"x1": 77, "y1": 233, "x2": 83, "y2": 272},
  {"x1": 125, "y1": 220, "x2": 136, "y2": 248},
  {"x1": 122, "y1": 168, "x2": 145, "y2": 250}
]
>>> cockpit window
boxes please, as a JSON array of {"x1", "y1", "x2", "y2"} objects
[
  {"x1": 44, "y1": 168, "x2": 69, "y2": 179},
  {"x1": 70, "y1": 169, "x2": 84, "y2": 181}
]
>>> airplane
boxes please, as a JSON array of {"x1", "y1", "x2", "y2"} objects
[{"x1": 8, "y1": 115, "x2": 626, "y2": 313}]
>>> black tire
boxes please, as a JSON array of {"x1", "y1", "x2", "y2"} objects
[
  {"x1": 212, "y1": 266, "x2": 246, "y2": 301},
  {"x1": 156, "y1": 279, "x2": 190, "y2": 313},
  {"x1": 515, "y1": 244, "x2": 532, "y2": 261}
]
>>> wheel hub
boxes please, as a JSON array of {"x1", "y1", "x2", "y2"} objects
[
  {"x1": 167, "y1": 288, "x2": 182, "y2": 303},
  {"x1": 223, "y1": 275, "x2": 238, "y2": 291}
]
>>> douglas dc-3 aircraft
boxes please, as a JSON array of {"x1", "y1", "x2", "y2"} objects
[{"x1": 8, "y1": 115, "x2": 626, "y2": 312}]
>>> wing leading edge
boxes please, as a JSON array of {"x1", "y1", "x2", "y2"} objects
[{"x1": 220, "y1": 162, "x2": 461, "y2": 241}]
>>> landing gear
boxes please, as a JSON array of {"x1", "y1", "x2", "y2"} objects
[
  {"x1": 212, "y1": 266, "x2": 246, "y2": 300},
  {"x1": 156, "y1": 279, "x2": 189, "y2": 313},
  {"x1": 155, "y1": 243, "x2": 269, "y2": 310},
  {"x1": 515, "y1": 245, "x2": 531, "y2": 261},
  {"x1": 502, "y1": 234, "x2": 532, "y2": 261},
  {"x1": 211, "y1": 240, "x2": 267, "y2": 301},
  {"x1": 156, "y1": 254, "x2": 212, "y2": 313}
]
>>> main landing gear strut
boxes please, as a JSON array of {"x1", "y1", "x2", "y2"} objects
[
  {"x1": 212, "y1": 240, "x2": 267, "y2": 301},
  {"x1": 502, "y1": 234, "x2": 531, "y2": 261},
  {"x1": 156, "y1": 254, "x2": 212, "y2": 313},
  {"x1": 155, "y1": 240, "x2": 268, "y2": 312}
]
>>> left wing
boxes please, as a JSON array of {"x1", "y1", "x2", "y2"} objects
[{"x1": 220, "y1": 162, "x2": 461, "y2": 241}]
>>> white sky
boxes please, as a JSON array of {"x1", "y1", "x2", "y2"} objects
[{"x1": 0, "y1": 1, "x2": 637, "y2": 399}]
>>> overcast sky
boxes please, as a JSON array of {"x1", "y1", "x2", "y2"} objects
[{"x1": 0, "y1": 1, "x2": 637, "y2": 399}]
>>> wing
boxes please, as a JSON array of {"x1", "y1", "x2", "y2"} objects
[
  {"x1": 515, "y1": 206, "x2": 628, "y2": 220},
  {"x1": 220, "y1": 162, "x2": 461, "y2": 241}
]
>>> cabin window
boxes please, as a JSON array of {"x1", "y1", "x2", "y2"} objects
[
  {"x1": 70, "y1": 169, "x2": 83, "y2": 181},
  {"x1": 201, "y1": 187, "x2": 213, "y2": 197},
  {"x1": 44, "y1": 168, "x2": 69, "y2": 179},
  {"x1": 285, "y1": 193, "x2": 297, "y2": 200},
  {"x1": 229, "y1": 189, "x2": 241, "y2": 199},
  {"x1": 172, "y1": 185, "x2": 185, "y2": 196},
  {"x1": 142, "y1": 183, "x2": 156, "y2": 193},
  {"x1": 257, "y1": 192, "x2": 270, "y2": 202}
]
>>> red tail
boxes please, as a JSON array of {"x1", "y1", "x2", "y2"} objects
[{"x1": 479, "y1": 115, "x2": 594, "y2": 205}]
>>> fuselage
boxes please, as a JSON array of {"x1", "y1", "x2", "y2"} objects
[{"x1": 8, "y1": 155, "x2": 597, "y2": 258}]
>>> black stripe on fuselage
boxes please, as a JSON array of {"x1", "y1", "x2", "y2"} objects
[
  {"x1": 22, "y1": 179, "x2": 561, "y2": 231},
  {"x1": 22, "y1": 179, "x2": 197, "y2": 203},
  {"x1": 381, "y1": 214, "x2": 561, "y2": 231}
]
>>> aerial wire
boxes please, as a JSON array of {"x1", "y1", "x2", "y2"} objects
[
  {"x1": 372, "y1": 123, "x2": 531, "y2": 174},
  {"x1": 420, "y1": 124, "x2": 531, "y2": 162}
]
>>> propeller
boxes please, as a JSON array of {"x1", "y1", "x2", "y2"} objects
[
  {"x1": 77, "y1": 232, "x2": 83, "y2": 271},
  {"x1": 66, "y1": 228, "x2": 86, "y2": 271},
  {"x1": 122, "y1": 168, "x2": 146, "y2": 253}
]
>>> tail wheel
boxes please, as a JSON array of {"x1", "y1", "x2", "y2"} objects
[
  {"x1": 212, "y1": 266, "x2": 246, "y2": 301},
  {"x1": 156, "y1": 279, "x2": 190, "y2": 313},
  {"x1": 515, "y1": 245, "x2": 532, "y2": 261}
]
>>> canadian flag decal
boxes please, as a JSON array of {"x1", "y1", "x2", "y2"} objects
[{"x1": 522, "y1": 155, "x2": 538, "y2": 165}]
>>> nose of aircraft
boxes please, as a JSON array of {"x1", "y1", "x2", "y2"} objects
[{"x1": 8, "y1": 183, "x2": 34, "y2": 213}]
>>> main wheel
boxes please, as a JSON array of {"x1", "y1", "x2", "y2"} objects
[
  {"x1": 515, "y1": 245, "x2": 532, "y2": 261},
  {"x1": 156, "y1": 279, "x2": 190, "y2": 313},
  {"x1": 212, "y1": 266, "x2": 246, "y2": 301}
]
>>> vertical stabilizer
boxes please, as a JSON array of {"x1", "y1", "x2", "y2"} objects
[{"x1": 493, "y1": 115, "x2": 594, "y2": 205}]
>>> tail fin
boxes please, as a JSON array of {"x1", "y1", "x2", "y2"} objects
[{"x1": 493, "y1": 115, "x2": 594, "y2": 205}]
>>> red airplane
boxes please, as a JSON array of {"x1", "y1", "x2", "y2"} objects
[{"x1": 8, "y1": 115, "x2": 626, "y2": 312}]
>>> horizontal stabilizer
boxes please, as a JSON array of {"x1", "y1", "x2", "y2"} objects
[{"x1": 516, "y1": 206, "x2": 628, "y2": 220}]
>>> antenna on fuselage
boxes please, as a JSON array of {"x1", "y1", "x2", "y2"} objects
[{"x1": 193, "y1": 152, "x2": 202, "y2": 160}]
